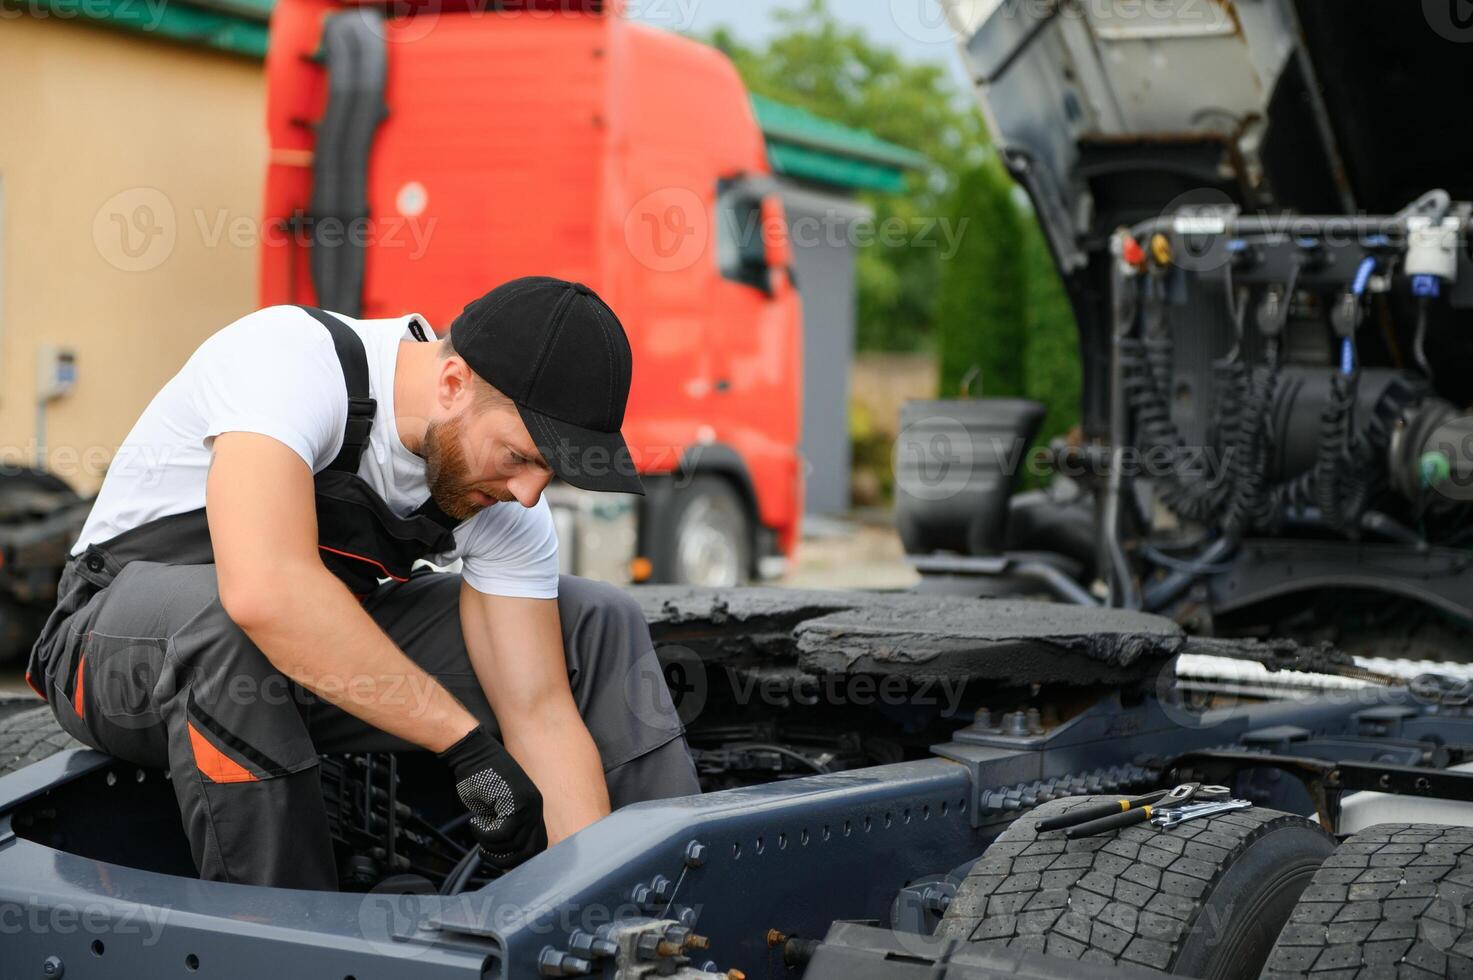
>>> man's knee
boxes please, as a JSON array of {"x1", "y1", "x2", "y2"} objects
[
  {"x1": 557, "y1": 575, "x2": 649, "y2": 649},
  {"x1": 86, "y1": 563, "x2": 251, "y2": 704}
]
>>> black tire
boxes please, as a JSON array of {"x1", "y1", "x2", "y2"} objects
[
  {"x1": 0, "y1": 598, "x2": 51, "y2": 666},
  {"x1": 1262, "y1": 823, "x2": 1473, "y2": 979},
  {"x1": 650, "y1": 475, "x2": 751, "y2": 587},
  {"x1": 936, "y1": 796, "x2": 1335, "y2": 978},
  {"x1": 0, "y1": 700, "x2": 79, "y2": 776},
  {"x1": 0, "y1": 466, "x2": 79, "y2": 504}
]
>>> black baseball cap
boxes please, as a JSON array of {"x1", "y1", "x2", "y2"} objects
[{"x1": 449, "y1": 277, "x2": 644, "y2": 495}]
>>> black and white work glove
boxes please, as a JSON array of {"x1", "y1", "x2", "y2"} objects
[{"x1": 439, "y1": 726, "x2": 547, "y2": 870}]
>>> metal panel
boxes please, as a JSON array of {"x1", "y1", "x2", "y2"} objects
[
  {"x1": 781, "y1": 185, "x2": 870, "y2": 516},
  {"x1": 432, "y1": 760, "x2": 984, "y2": 976}
]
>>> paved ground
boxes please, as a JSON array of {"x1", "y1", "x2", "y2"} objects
[{"x1": 778, "y1": 513, "x2": 919, "y2": 591}]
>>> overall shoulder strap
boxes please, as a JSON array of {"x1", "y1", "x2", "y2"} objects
[
  {"x1": 298, "y1": 306, "x2": 377, "y2": 474},
  {"x1": 411, "y1": 495, "x2": 462, "y2": 532}
]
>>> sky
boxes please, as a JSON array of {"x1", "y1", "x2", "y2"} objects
[{"x1": 625, "y1": 0, "x2": 974, "y2": 91}]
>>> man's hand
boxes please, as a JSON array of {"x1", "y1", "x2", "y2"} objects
[
  {"x1": 439, "y1": 726, "x2": 547, "y2": 868},
  {"x1": 206, "y1": 432, "x2": 479, "y2": 753},
  {"x1": 460, "y1": 584, "x2": 611, "y2": 844}
]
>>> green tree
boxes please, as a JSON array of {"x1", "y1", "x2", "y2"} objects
[
  {"x1": 1021, "y1": 220, "x2": 1082, "y2": 449},
  {"x1": 706, "y1": 1, "x2": 989, "y2": 352},
  {"x1": 703, "y1": 1, "x2": 1082, "y2": 491},
  {"x1": 935, "y1": 161, "x2": 1027, "y2": 398}
]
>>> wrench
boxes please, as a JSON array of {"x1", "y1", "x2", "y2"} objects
[
  {"x1": 1150, "y1": 799, "x2": 1253, "y2": 829},
  {"x1": 1060, "y1": 783, "x2": 1231, "y2": 838}
]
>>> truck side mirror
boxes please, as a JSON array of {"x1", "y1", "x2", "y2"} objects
[{"x1": 761, "y1": 195, "x2": 793, "y2": 292}]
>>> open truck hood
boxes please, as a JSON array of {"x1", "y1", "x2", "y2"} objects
[{"x1": 941, "y1": 0, "x2": 1473, "y2": 433}]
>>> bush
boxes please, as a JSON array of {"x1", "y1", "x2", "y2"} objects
[
  {"x1": 935, "y1": 161, "x2": 1028, "y2": 398},
  {"x1": 933, "y1": 164, "x2": 1081, "y2": 488},
  {"x1": 1021, "y1": 220, "x2": 1082, "y2": 451}
]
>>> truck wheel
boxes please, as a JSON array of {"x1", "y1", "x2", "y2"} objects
[
  {"x1": 0, "y1": 598, "x2": 49, "y2": 665},
  {"x1": 1261, "y1": 823, "x2": 1473, "y2": 978},
  {"x1": 652, "y1": 476, "x2": 751, "y2": 587},
  {"x1": 936, "y1": 796, "x2": 1334, "y2": 978},
  {"x1": 0, "y1": 700, "x2": 78, "y2": 777}
]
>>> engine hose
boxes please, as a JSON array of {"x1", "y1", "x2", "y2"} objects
[
  {"x1": 1145, "y1": 334, "x2": 1174, "y2": 399},
  {"x1": 439, "y1": 847, "x2": 482, "y2": 896},
  {"x1": 1311, "y1": 370, "x2": 1361, "y2": 532},
  {"x1": 1142, "y1": 334, "x2": 1220, "y2": 520},
  {"x1": 1414, "y1": 298, "x2": 1434, "y2": 384},
  {"x1": 1185, "y1": 358, "x2": 1246, "y2": 522},
  {"x1": 1221, "y1": 362, "x2": 1280, "y2": 536},
  {"x1": 1119, "y1": 336, "x2": 1226, "y2": 523},
  {"x1": 1142, "y1": 536, "x2": 1237, "y2": 611},
  {"x1": 1272, "y1": 368, "x2": 1397, "y2": 536}
]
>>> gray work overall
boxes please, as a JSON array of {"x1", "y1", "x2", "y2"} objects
[{"x1": 24, "y1": 307, "x2": 697, "y2": 890}]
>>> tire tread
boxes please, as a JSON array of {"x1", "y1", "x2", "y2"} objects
[
  {"x1": 1262, "y1": 822, "x2": 1473, "y2": 979},
  {"x1": 938, "y1": 796, "x2": 1330, "y2": 974},
  {"x1": 0, "y1": 699, "x2": 79, "y2": 776}
]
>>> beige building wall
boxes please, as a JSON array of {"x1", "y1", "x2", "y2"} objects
[
  {"x1": 851, "y1": 352, "x2": 938, "y2": 437},
  {"x1": 0, "y1": 17, "x2": 265, "y2": 493}
]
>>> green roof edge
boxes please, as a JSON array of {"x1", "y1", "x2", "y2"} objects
[
  {"x1": 27, "y1": 0, "x2": 268, "y2": 57},
  {"x1": 766, "y1": 143, "x2": 911, "y2": 194},
  {"x1": 750, "y1": 93, "x2": 930, "y2": 172}
]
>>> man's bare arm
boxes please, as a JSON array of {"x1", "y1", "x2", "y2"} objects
[
  {"x1": 459, "y1": 583, "x2": 611, "y2": 843},
  {"x1": 206, "y1": 431, "x2": 476, "y2": 753}
]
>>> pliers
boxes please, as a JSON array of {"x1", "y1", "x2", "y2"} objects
[{"x1": 1036, "y1": 783, "x2": 1232, "y2": 839}]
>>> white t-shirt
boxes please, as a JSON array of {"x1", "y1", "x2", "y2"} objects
[{"x1": 74, "y1": 306, "x2": 560, "y2": 599}]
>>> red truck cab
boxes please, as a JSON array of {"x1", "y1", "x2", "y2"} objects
[{"x1": 261, "y1": 0, "x2": 803, "y2": 584}]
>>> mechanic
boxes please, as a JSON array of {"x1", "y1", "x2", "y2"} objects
[{"x1": 24, "y1": 277, "x2": 700, "y2": 890}]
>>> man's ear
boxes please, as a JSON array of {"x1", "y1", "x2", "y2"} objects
[{"x1": 437, "y1": 356, "x2": 474, "y2": 411}]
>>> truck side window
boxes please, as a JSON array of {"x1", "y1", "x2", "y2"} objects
[{"x1": 716, "y1": 178, "x2": 769, "y2": 293}]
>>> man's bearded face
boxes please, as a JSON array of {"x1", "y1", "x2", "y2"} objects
[{"x1": 422, "y1": 409, "x2": 517, "y2": 520}]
